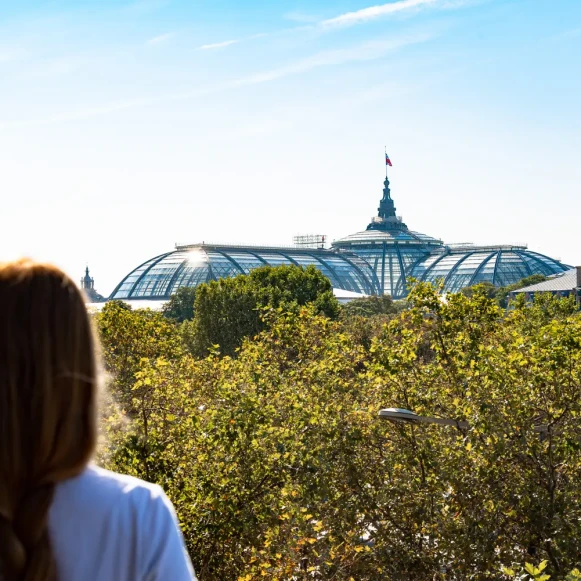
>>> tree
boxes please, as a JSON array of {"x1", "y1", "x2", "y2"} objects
[
  {"x1": 95, "y1": 300, "x2": 183, "y2": 411},
  {"x1": 460, "y1": 280, "x2": 498, "y2": 299},
  {"x1": 341, "y1": 293, "x2": 406, "y2": 318},
  {"x1": 186, "y1": 264, "x2": 340, "y2": 358},
  {"x1": 162, "y1": 286, "x2": 197, "y2": 323},
  {"x1": 460, "y1": 275, "x2": 548, "y2": 308},
  {"x1": 99, "y1": 284, "x2": 581, "y2": 580},
  {"x1": 496, "y1": 273, "x2": 548, "y2": 307}
]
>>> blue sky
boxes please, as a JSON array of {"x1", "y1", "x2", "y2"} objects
[{"x1": 1, "y1": 0, "x2": 580, "y2": 294}]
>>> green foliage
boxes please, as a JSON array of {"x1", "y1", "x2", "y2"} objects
[
  {"x1": 341, "y1": 293, "x2": 406, "y2": 318},
  {"x1": 502, "y1": 561, "x2": 581, "y2": 580},
  {"x1": 186, "y1": 264, "x2": 340, "y2": 357},
  {"x1": 162, "y1": 286, "x2": 197, "y2": 322},
  {"x1": 99, "y1": 284, "x2": 581, "y2": 580},
  {"x1": 496, "y1": 274, "x2": 548, "y2": 307},
  {"x1": 461, "y1": 274, "x2": 548, "y2": 308},
  {"x1": 95, "y1": 300, "x2": 183, "y2": 411},
  {"x1": 460, "y1": 280, "x2": 498, "y2": 299}
]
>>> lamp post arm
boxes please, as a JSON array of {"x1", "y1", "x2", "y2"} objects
[
  {"x1": 415, "y1": 416, "x2": 469, "y2": 429},
  {"x1": 379, "y1": 409, "x2": 469, "y2": 429}
]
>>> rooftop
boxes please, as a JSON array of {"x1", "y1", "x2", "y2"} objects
[
  {"x1": 443, "y1": 244, "x2": 528, "y2": 253},
  {"x1": 176, "y1": 242, "x2": 337, "y2": 253},
  {"x1": 110, "y1": 243, "x2": 381, "y2": 300},
  {"x1": 333, "y1": 228, "x2": 443, "y2": 247},
  {"x1": 511, "y1": 267, "x2": 581, "y2": 294}
]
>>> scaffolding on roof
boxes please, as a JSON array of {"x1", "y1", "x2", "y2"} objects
[{"x1": 293, "y1": 234, "x2": 327, "y2": 249}]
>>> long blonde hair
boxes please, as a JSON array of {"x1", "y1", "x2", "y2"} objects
[{"x1": 0, "y1": 260, "x2": 97, "y2": 580}]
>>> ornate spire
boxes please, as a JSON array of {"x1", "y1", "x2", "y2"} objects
[
  {"x1": 81, "y1": 266, "x2": 94, "y2": 290},
  {"x1": 80, "y1": 266, "x2": 105, "y2": 303},
  {"x1": 378, "y1": 175, "x2": 396, "y2": 221},
  {"x1": 367, "y1": 174, "x2": 408, "y2": 232}
]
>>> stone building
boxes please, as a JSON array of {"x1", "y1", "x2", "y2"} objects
[{"x1": 80, "y1": 266, "x2": 105, "y2": 303}]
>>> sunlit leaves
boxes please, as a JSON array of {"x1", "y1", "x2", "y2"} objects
[{"x1": 98, "y1": 284, "x2": 581, "y2": 580}]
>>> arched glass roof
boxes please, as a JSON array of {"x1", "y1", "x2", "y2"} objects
[
  {"x1": 331, "y1": 240, "x2": 432, "y2": 299},
  {"x1": 332, "y1": 229, "x2": 444, "y2": 299},
  {"x1": 330, "y1": 173, "x2": 569, "y2": 298},
  {"x1": 110, "y1": 244, "x2": 381, "y2": 300},
  {"x1": 331, "y1": 173, "x2": 445, "y2": 298},
  {"x1": 333, "y1": 228, "x2": 442, "y2": 247},
  {"x1": 410, "y1": 245, "x2": 569, "y2": 293},
  {"x1": 109, "y1": 171, "x2": 570, "y2": 303}
]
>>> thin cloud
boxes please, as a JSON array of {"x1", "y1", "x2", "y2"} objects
[
  {"x1": 199, "y1": 0, "x2": 457, "y2": 53},
  {"x1": 1, "y1": 34, "x2": 432, "y2": 130},
  {"x1": 199, "y1": 39, "x2": 239, "y2": 50},
  {"x1": 283, "y1": 11, "x2": 320, "y2": 24},
  {"x1": 147, "y1": 32, "x2": 174, "y2": 45},
  {"x1": 322, "y1": 0, "x2": 438, "y2": 27},
  {"x1": 226, "y1": 34, "x2": 432, "y2": 87}
]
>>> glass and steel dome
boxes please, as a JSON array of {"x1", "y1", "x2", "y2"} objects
[
  {"x1": 110, "y1": 244, "x2": 380, "y2": 300},
  {"x1": 410, "y1": 244, "x2": 569, "y2": 293},
  {"x1": 109, "y1": 162, "x2": 570, "y2": 303},
  {"x1": 332, "y1": 172, "x2": 569, "y2": 298},
  {"x1": 332, "y1": 175, "x2": 444, "y2": 298}
]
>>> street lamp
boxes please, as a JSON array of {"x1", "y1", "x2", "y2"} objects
[
  {"x1": 379, "y1": 408, "x2": 549, "y2": 438},
  {"x1": 379, "y1": 408, "x2": 469, "y2": 429}
]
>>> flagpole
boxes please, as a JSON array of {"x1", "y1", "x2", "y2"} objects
[{"x1": 385, "y1": 145, "x2": 387, "y2": 178}]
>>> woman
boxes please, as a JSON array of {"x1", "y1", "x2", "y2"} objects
[{"x1": 0, "y1": 260, "x2": 196, "y2": 581}]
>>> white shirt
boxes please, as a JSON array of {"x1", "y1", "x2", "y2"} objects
[{"x1": 48, "y1": 465, "x2": 197, "y2": 581}]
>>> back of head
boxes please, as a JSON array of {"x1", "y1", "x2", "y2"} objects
[{"x1": 0, "y1": 260, "x2": 97, "y2": 581}]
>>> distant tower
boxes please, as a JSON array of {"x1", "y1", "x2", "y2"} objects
[
  {"x1": 80, "y1": 266, "x2": 105, "y2": 303},
  {"x1": 81, "y1": 266, "x2": 94, "y2": 292}
]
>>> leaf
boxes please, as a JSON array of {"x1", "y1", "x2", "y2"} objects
[
  {"x1": 98, "y1": 276, "x2": 581, "y2": 579},
  {"x1": 525, "y1": 563, "x2": 537, "y2": 575}
]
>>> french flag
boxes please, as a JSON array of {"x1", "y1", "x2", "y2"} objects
[{"x1": 385, "y1": 153, "x2": 392, "y2": 167}]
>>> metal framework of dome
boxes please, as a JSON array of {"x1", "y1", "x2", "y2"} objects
[
  {"x1": 410, "y1": 244, "x2": 567, "y2": 293},
  {"x1": 332, "y1": 174, "x2": 444, "y2": 297},
  {"x1": 110, "y1": 244, "x2": 380, "y2": 300},
  {"x1": 331, "y1": 170, "x2": 569, "y2": 298},
  {"x1": 109, "y1": 163, "x2": 569, "y2": 302}
]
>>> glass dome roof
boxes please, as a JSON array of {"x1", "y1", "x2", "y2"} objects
[
  {"x1": 109, "y1": 166, "x2": 570, "y2": 303},
  {"x1": 332, "y1": 175, "x2": 444, "y2": 297},
  {"x1": 110, "y1": 244, "x2": 380, "y2": 300},
  {"x1": 331, "y1": 173, "x2": 569, "y2": 298},
  {"x1": 410, "y1": 245, "x2": 569, "y2": 294}
]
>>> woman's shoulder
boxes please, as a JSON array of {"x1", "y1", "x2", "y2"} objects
[
  {"x1": 54, "y1": 465, "x2": 167, "y2": 514},
  {"x1": 51, "y1": 465, "x2": 182, "y2": 538},
  {"x1": 63, "y1": 464, "x2": 161, "y2": 493}
]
